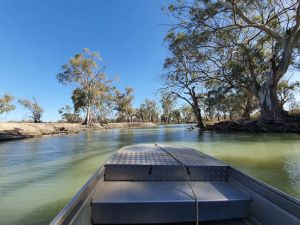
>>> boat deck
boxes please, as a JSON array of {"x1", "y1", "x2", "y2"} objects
[
  {"x1": 91, "y1": 144, "x2": 251, "y2": 224},
  {"x1": 49, "y1": 144, "x2": 300, "y2": 225},
  {"x1": 92, "y1": 180, "x2": 251, "y2": 224}
]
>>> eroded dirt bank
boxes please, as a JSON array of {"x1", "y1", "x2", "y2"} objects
[{"x1": 0, "y1": 122, "x2": 157, "y2": 141}]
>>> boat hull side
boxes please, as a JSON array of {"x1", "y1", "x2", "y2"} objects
[{"x1": 228, "y1": 167, "x2": 300, "y2": 225}]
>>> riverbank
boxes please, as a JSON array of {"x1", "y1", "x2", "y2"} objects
[
  {"x1": 0, "y1": 122, "x2": 158, "y2": 141},
  {"x1": 206, "y1": 117, "x2": 300, "y2": 133}
]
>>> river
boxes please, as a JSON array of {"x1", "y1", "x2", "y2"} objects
[{"x1": 0, "y1": 124, "x2": 299, "y2": 225}]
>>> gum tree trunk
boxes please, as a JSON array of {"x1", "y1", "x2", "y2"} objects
[
  {"x1": 242, "y1": 95, "x2": 252, "y2": 119},
  {"x1": 84, "y1": 106, "x2": 92, "y2": 125},
  {"x1": 194, "y1": 108, "x2": 204, "y2": 128},
  {"x1": 258, "y1": 81, "x2": 282, "y2": 121},
  {"x1": 192, "y1": 99, "x2": 205, "y2": 129},
  {"x1": 170, "y1": 87, "x2": 205, "y2": 129},
  {"x1": 84, "y1": 95, "x2": 93, "y2": 125}
]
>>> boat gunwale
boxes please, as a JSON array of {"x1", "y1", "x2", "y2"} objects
[
  {"x1": 228, "y1": 167, "x2": 300, "y2": 222},
  {"x1": 49, "y1": 166, "x2": 105, "y2": 225},
  {"x1": 228, "y1": 167, "x2": 300, "y2": 205}
]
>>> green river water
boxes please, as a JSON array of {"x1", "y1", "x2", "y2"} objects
[{"x1": 0, "y1": 124, "x2": 299, "y2": 225}]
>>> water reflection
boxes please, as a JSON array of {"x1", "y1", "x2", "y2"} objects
[{"x1": 0, "y1": 124, "x2": 299, "y2": 225}]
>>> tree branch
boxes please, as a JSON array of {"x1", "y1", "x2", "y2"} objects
[
  {"x1": 224, "y1": 1, "x2": 284, "y2": 43},
  {"x1": 171, "y1": 91, "x2": 193, "y2": 107}
]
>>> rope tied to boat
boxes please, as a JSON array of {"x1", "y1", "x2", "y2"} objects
[{"x1": 155, "y1": 143, "x2": 199, "y2": 225}]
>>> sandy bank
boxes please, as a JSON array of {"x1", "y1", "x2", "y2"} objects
[{"x1": 0, "y1": 122, "x2": 157, "y2": 141}]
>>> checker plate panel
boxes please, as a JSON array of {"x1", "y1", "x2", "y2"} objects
[{"x1": 104, "y1": 144, "x2": 228, "y2": 181}]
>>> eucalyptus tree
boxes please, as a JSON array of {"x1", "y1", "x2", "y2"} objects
[
  {"x1": 207, "y1": 78, "x2": 260, "y2": 120},
  {"x1": 180, "y1": 104, "x2": 195, "y2": 123},
  {"x1": 162, "y1": 32, "x2": 208, "y2": 128},
  {"x1": 57, "y1": 48, "x2": 112, "y2": 125},
  {"x1": 142, "y1": 99, "x2": 158, "y2": 122},
  {"x1": 114, "y1": 87, "x2": 134, "y2": 122},
  {"x1": 170, "y1": 110, "x2": 181, "y2": 123},
  {"x1": 0, "y1": 94, "x2": 15, "y2": 115},
  {"x1": 135, "y1": 99, "x2": 159, "y2": 122},
  {"x1": 277, "y1": 80, "x2": 300, "y2": 109},
  {"x1": 58, "y1": 105, "x2": 82, "y2": 123},
  {"x1": 135, "y1": 106, "x2": 147, "y2": 122},
  {"x1": 94, "y1": 99, "x2": 115, "y2": 122},
  {"x1": 205, "y1": 91, "x2": 229, "y2": 121},
  {"x1": 93, "y1": 84, "x2": 114, "y2": 122},
  {"x1": 159, "y1": 91, "x2": 177, "y2": 124},
  {"x1": 168, "y1": 0, "x2": 300, "y2": 121},
  {"x1": 18, "y1": 98, "x2": 43, "y2": 123}
]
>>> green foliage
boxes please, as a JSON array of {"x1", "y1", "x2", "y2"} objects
[
  {"x1": 168, "y1": 4, "x2": 175, "y2": 12},
  {"x1": 114, "y1": 87, "x2": 135, "y2": 122},
  {"x1": 18, "y1": 98, "x2": 44, "y2": 123},
  {"x1": 0, "y1": 94, "x2": 15, "y2": 114},
  {"x1": 71, "y1": 88, "x2": 88, "y2": 113},
  {"x1": 164, "y1": 0, "x2": 300, "y2": 121},
  {"x1": 170, "y1": 110, "x2": 181, "y2": 123},
  {"x1": 160, "y1": 92, "x2": 177, "y2": 123},
  {"x1": 180, "y1": 104, "x2": 195, "y2": 123},
  {"x1": 162, "y1": 25, "x2": 208, "y2": 128},
  {"x1": 57, "y1": 48, "x2": 101, "y2": 85},
  {"x1": 136, "y1": 99, "x2": 158, "y2": 122},
  {"x1": 58, "y1": 105, "x2": 82, "y2": 123},
  {"x1": 277, "y1": 80, "x2": 300, "y2": 109}
]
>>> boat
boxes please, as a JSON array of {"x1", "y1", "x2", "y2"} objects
[{"x1": 50, "y1": 144, "x2": 300, "y2": 225}]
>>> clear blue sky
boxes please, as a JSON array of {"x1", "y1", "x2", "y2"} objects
[
  {"x1": 0, "y1": 0, "x2": 172, "y2": 121},
  {"x1": 0, "y1": 0, "x2": 299, "y2": 121}
]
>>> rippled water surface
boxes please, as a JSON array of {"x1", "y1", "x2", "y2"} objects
[{"x1": 0, "y1": 124, "x2": 299, "y2": 225}]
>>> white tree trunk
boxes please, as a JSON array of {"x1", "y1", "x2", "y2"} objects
[
  {"x1": 257, "y1": 78, "x2": 282, "y2": 121},
  {"x1": 84, "y1": 106, "x2": 92, "y2": 125}
]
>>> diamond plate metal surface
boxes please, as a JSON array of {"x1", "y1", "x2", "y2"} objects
[{"x1": 104, "y1": 144, "x2": 228, "y2": 181}]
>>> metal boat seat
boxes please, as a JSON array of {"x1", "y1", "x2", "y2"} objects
[{"x1": 92, "y1": 180, "x2": 251, "y2": 224}]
